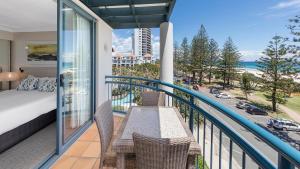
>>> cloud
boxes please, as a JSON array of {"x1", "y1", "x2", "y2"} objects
[
  {"x1": 152, "y1": 35, "x2": 160, "y2": 59},
  {"x1": 112, "y1": 32, "x2": 132, "y2": 53},
  {"x1": 113, "y1": 30, "x2": 160, "y2": 59},
  {"x1": 240, "y1": 50, "x2": 265, "y2": 61},
  {"x1": 271, "y1": 0, "x2": 300, "y2": 9},
  {"x1": 261, "y1": 0, "x2": 300, "y2": 18},
  {"x1": 262, "y1": 9, "x2": 300, "y2": 18},
  {"x1": 152, "y1": 41, "x2": 160, "y2": 59}
]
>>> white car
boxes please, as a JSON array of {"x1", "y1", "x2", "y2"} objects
[
  {"x1": 216, "y1": 93, "x2": 231, "y2": 99},
  {"x1": 273, "y1": 119, "x2": 300, "y2": 131}
]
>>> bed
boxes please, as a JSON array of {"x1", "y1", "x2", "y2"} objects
[{"x1": 0, "y1": 89, "x2": 56, "y2": 153}]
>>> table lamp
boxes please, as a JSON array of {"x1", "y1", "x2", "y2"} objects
[{"x1": 0, "y1": 72, "x2": 22, "y2": 90}]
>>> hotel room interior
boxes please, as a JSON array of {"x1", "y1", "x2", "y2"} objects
[
  {"x1": 0, "y1": 0, "x2": 111, "y2": 168},
  {"x1": 0, "y1": 0, "x2": 95, "y2": 168},
  {"x1": 0, "y1": 1, "x2": 58, "y2": 168}
]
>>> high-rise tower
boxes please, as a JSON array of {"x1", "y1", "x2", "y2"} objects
[{"x1": 132, "y1": 28, "x2": 152, "y2": 63}]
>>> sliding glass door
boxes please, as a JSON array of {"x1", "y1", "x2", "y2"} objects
[{"x1": 58, "y1": 0, "x2": 95, "y2": 149}]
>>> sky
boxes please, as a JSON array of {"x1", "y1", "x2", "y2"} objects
[{"x1": 113, "y1": 0, "x2": 300, "y2": 61}]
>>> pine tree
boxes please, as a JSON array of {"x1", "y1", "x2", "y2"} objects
[
  {"x1": 288, "y1": 16, "x2": 300, "y2": 42},
  {"x1": 220, "y1": 37, "x2": 240, "y2": 88},
  {"x1": 174, "y1": 41, "x2": 181, "y2": 76},
  {"x1": 240, "y1": 72, "x2": 256, "y2": 99},
  {"x1": 257, "y1": 36, "x2": 299, "y2": 112},
  {"x1": 190, "y1": 25, "x2": 209, "y2": 85},
  {"x1": 207, "y1": 39, "x2": 219, "y2": 84},
  {"x1": 180, "y1": 37, "x2": 190, "y2": 76}
]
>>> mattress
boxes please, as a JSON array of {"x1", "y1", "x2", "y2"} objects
[{"x1": 0, "y1": 90, "x2": 56, "y2": 135}]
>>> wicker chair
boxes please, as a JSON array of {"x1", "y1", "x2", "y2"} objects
[
  {"x1": 95, "y1": 100, "x2": 136, "y2": 169},
  {"x1": 141, "y1": 91, "x2": 165, "y2": 106},
  {"x1": 132, "y1": 133, "x2": 191, "y2": 169},
  {"x1": 95, "y1": 100, "x2": 116, "y2": 168}
]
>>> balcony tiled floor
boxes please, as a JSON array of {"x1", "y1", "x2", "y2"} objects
[{"x1": 51, "y1": 115, "x2": 124, "y2": 169}]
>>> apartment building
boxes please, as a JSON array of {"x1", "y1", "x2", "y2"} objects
[
  {"x1": 112, "y1": 52, "x2": 137, "y2": 67},
  {"x1": 132, "y1": 28, "x2": 153, "y2": 63}
]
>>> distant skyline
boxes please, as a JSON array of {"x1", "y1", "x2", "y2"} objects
[{"x1": 113, "y1": 0, "x2": 300, "y2": 61}]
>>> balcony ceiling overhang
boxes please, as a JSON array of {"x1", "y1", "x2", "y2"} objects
[{"x1": 80, "y1": 0, "x2": 176, "y2": 29}]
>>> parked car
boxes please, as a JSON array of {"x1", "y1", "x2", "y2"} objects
[
  {"x1": 273, "y1": 119, "x2": 300, "y2": 131},
  {"x1": 236, "y1": 101, "x2": 250, "y2": 109},
  {"x1": 266, "y1": 119, "x2": 275, "y2": 128},
  {"x1": 210, "y1": 87, "x2": 217, "y2": 93},
  {"x1": 216, "y1": 93, "x2": 231, "y2": 99},
  {"x1": 212, "y1": 90, "x2": 220, "y2": 96},
  {"x1": 246, "y1": 105, "x2": 268, "y2": 115}
]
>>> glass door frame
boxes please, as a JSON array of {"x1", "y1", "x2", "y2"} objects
[{"x1": 56, "y1": 0, "x2": 96, "y2": 154}]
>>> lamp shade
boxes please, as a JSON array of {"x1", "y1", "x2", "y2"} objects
[{"x1": 0, "y1": 72, "x2": 22, "y2": 82}]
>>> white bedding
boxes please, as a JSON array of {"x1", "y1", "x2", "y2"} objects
[{"x1": 0, "y1": 90, "x2": 56, "y2": 135}]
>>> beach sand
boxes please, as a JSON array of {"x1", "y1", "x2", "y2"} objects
[{"x1": 237, "y1": 68, "x2": 300, "y2": 83}]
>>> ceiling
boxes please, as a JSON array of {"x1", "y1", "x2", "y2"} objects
[
  {"x1": 80, "y1": 0, "x2": 176, "y2": 29},
  {"x1": 0, "y1": 0, "x2": 57, "y2": 32}
]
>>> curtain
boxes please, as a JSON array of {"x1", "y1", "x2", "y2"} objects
[{"x1": 68, "y1": 11, "x2": 91, "y2": 128}]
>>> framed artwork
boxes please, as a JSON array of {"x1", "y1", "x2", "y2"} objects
[{"x1": 26, "y1": 41, "x2": 57, "y2": 64}]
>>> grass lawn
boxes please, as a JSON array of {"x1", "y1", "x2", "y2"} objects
[
  {"x1": 254, "y1": 91, "x2": 300, "y2": 115},
  {"x1": 254, "y1": 91, "x2": 265, "y2": 98},
  {"x1": 227, "y1": 90, "x2": 293, "y2": 119},
  {"x1": 268, "y1": 111, "x2": 293, "y2": 120},
  {"x1": 285, "y1": 96, "x2": 300, "y2": 114}
]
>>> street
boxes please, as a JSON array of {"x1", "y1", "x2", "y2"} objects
[{"x1": 194, "y1": 87, "x2": 300, "y2": 168}]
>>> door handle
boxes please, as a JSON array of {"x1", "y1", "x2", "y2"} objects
[{"x1": 60, "y1": 74, "x2": 64, "y2": 87}]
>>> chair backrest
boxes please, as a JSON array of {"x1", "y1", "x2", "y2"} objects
[
  {"x1": 94, "y1": 100, "x2": 114, "y2": 168},
  {"x1": 133, "y1": 133, "x2": 191, "y2": 169},
  {"x1": 141, "y1": 91, "x2": 165, "y2": 106}
]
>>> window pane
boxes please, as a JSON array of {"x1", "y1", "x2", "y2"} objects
[{"x1": 61, "y1": 4, "x2": 92, "y2": 142}]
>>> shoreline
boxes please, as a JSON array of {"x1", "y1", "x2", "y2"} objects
[{"x1": 237, "y1": 68, "x2": 300, "y2": 83}]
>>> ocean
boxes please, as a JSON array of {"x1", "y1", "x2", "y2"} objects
[
  {"x1": 240, "y1": 61, "x2": 258, "y2": 70},
  {"x1": 240, "y1": 61, "x2": 300, "y2": 70}
]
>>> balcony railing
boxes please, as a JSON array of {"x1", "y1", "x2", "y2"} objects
[{"x1": 105, "y1": 75, "x2": 300, "y2": 169}]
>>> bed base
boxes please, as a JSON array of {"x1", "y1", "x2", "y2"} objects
[{"x1": 0, "y1": 109, "x2": 56, "y2": 153}]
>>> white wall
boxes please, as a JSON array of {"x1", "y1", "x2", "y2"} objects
[
  {"x1": 96, "y1": 20, "x2": 112, "y2": 107},
  {"x1": 72, "y1": 0, "x2": 113, "y2": 108},
  {"x1": 0, "y1": 40, "x2": 10, "y2": 71},
  {"x1": 11, "y1": 31, "x2": 56, "y2": 72}
]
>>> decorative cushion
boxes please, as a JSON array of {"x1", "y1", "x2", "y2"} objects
[
  {"x1": 38, "y1": 78, "x2": 56, "y2": 92},
  {"x1": 47, "y1": 79, "x2": 57, "y2": 92},
  {"x1": 17, "y1": 75, "x2": 39, "y2": 91},
  {"x1": 37, "y1": 77, "x2": 49, "y2": 89},
  {"x1": 29, "y1": 76, "x2": 39, "y2": 90}
]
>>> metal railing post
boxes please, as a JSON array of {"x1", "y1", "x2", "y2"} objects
[
  {"x1": 278, "y1": 155, "x2": 294, "y2": 169},
  {"x1": 129, "y1": 78, "x2": 132, "y2": 106},
  {"x1": 189, "y1": 96, "x2": 194, "y2": 133}
]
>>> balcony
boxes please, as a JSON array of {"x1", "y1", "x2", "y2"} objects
[
  {"x1": 53, "y1": 76, "x2": 300, "y2": 169},
  {"x1": 106, "y1": 76, "x2": 300, "y2": 169}
]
